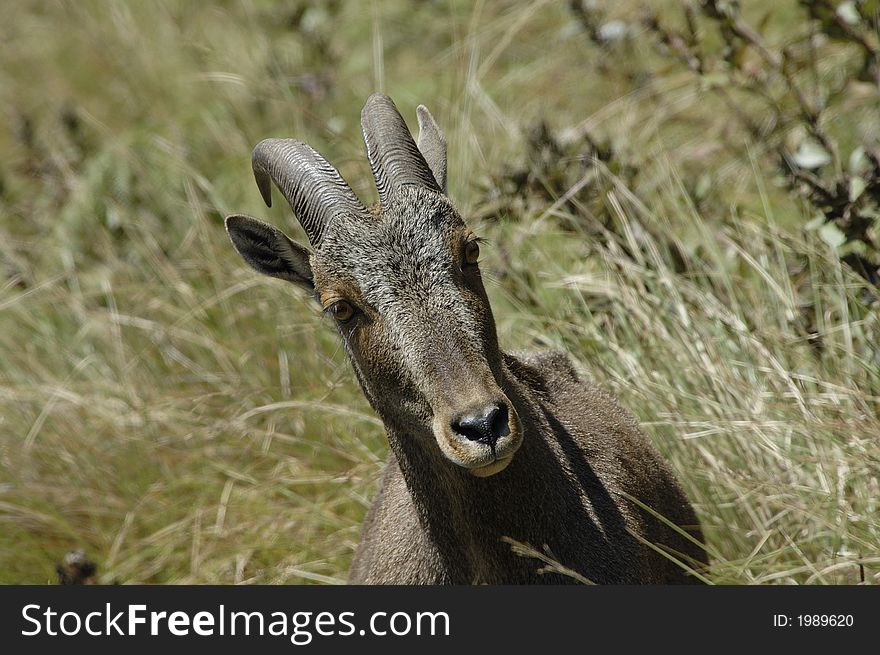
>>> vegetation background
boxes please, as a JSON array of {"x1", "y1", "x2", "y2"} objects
[{"x1": 1, "y1": 0, "x2": 878, "y2": 584}]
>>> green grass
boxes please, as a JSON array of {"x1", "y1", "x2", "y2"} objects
[{"x1": 1, "y1": 0, "x2": 878, "y2": 584}]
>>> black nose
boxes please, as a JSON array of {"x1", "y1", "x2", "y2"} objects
[{"x1": 451, "y1": 401, "x2": 510, "y2": 447}]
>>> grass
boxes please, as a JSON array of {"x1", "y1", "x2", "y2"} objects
[{"x1": 1, "y1": 0, "x2": 878, "y2": 584}]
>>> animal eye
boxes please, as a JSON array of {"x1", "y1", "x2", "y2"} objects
[
  {"x1": 328, "y1": 300, "x2": 355, "y2": 323},
  {"x1": 464, "y1": 240, "x2": 480, "y2": 265}
]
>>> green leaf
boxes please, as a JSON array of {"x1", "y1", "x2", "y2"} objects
[
  {"x1": 694, "y1": 173, "x2": 712, "y2": 201},
  {"x1": 840, "y1": 239, "x2": 866, "y2": 256},
  {"x1": 849, "y1": 176, "x2": 866, "y2": 202},
  {"x1": 848, "y1": 146, "x2": 867, "y2": 173},
  {"x1": 805, "y1": 213, "x2": 826, "y2": 231},
  {"x1": 836, "y1": 1, "x2": 861, "y2": 25},
  {"x1": 793, "y1": 141, "x2": 831, "y2": 169},
  {"x1": 819, "y1": 222, "x2": 846, "y2": 249}
]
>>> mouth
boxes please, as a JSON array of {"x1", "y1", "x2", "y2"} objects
[{"x1": 468, "y1": 454, "x2": 514, "y2": 477}]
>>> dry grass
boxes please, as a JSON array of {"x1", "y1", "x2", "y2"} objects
[{"x1": 1, "y1": 0, "x2": 877, "y2": 584}]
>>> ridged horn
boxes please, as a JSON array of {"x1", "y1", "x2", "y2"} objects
[
  {"x1": 361, "y1": 94, "x2": 441, "y2": 205},
  {"x1": 252, "y1": 138, "x2": 367, "y2": 246}
]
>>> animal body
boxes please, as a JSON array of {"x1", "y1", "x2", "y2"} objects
[{"x1": 225, "y1": 94, "x2": 707, "y2": 584}]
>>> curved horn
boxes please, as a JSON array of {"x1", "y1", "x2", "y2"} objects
[
  {"x1": 417, "y1": 104, "x2": 447, "y2": 194},
  {"x1": 252, "y1": 138, "x2": 367, "y2": 246},
  {"x1": 361, "y1": 94, "x2": 440, "y2": 205}
]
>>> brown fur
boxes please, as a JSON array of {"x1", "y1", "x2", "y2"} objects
[
  {"x1": 225, "y1": 95, "x2": 708, "y2": 585},
  {"x1": 349, "y1": 350, "x2": 707, "y2": 584}
]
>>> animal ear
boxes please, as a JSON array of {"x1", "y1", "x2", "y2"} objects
[
  {"x1": 361, "y1": 93, "x2": 441, "y2": 205},
  {"x1": 417, "y1": 104, "x2": 447, "y2": 194},
  {"x1": 225, "y1": 214, "x2": 314, "y2": 291}
]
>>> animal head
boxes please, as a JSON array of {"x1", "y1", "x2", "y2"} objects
[{"x1": 225, "y1": 94, "x2": 522, "y2": 477}]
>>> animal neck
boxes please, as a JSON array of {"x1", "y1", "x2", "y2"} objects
[{"x1": 375, "y1": 357, "x2": 563, "y2": 581}]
